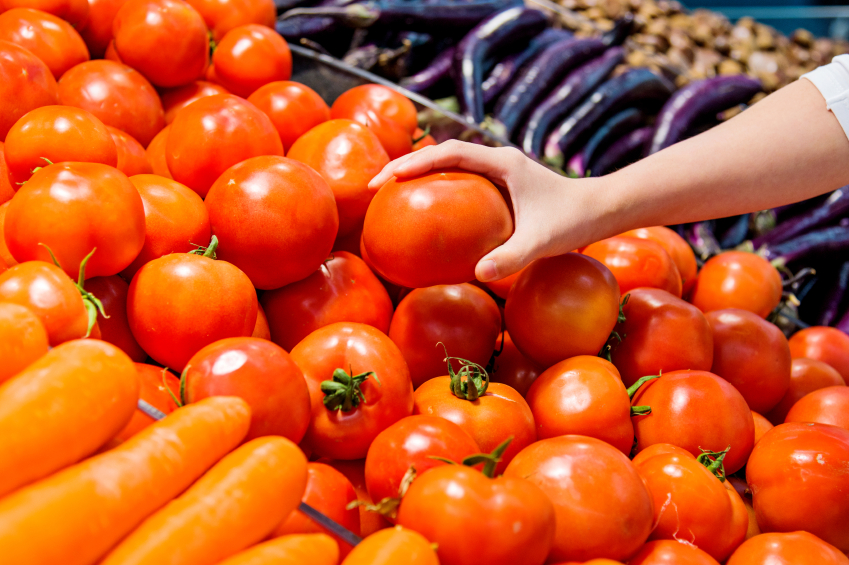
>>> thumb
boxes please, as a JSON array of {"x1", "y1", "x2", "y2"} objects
[{"x1": 475, "y1": 235, "x2": 539, "y2": 283}]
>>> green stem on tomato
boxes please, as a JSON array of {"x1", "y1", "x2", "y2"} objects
[
  {"x1": 439, "y1": 342, "x2": 489, "y2": 401},
  {"x1": 321, "y1": 366, "x2": 379, "y2": 411},
  {"x1": 697, "y1": 446, "x2": 731, "y2": 482},
  {"x1": 39, "y1": 244, "x2": 108, "y2": 338},
  {"x1": 628, "y1": 372, "x2": 661, "y2": 417}
]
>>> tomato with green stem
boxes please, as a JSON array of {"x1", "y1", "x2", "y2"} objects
[
  {"x1": 0, "y1": 8, "x2": 89, "y2": 78},
  {"x1": 788, "y1": 326, "x2": 849, "y2": 384},
  {"x1": 322, "y1": 458, "x2": 392, "y2": 537},
  {"x1": 689, "y1": 251, "x2": 782, "y2": 318},
  {"x1": 583, "y1": 236, "x2": 682, "y2": 297},
  {"x1": 726, "y1": 531, "x2": 849, "y2": 565},
  {"x1": 85, "y1": 275, "x2": 146, "y2": 362},
  {"x1": 0, "y1": 40, "x2": 58, "y2": 141},
  {"x1": 766, "y1": 357, "x2": 845, "y2": 424},
  {"x1": 247, "y1": 81, "x2": 330, "y2": 152},
  {"x1": 212, "y1": 24, "x2": 292, "y2": 98}
]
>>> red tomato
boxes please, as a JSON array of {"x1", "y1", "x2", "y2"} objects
[
  {"x1": 289, "y1": 119, "x2": 389, "y2": 237},
  {"x1": 212, "y1": 24, "x2": 292, "y2": 98},
  {"x1": 104, "y1": 38, "x2": 121, "y2": 62},
  {"x1": 0, "y1": 40, "x2": 58, "y2": 141},
  {"x1": 357, "y1": 110, "x2": 413, "y2": 160},
  {"x1": 107, "y1": 127, "x2": 153, "y2": 176},
  {"x1": 205, "y1": 155, "x2": 338, "y2": 289},
  {"x1": 628, "y1": 540, "x2": 721, "y2": 565},
  {"x1": 110, "y1": 363, "x2": 180, "y2": 443},
  {"x1": 323, "y1": 459, "x2": 391, "y2": 537},
  {"x1": 766, "y1": 357, "x2": 845, "y2": 424},
  {"x1": 252, "y1": 302, "x2": 270, "y2": 340},
  {"x1": 166, "y1": 94, "x2": 283, "y2": 197},
  {"x1": 1, "y1": 0, "x2": 88, "y2": 25},
  {"x1": 504, "y1": 436, "x2": 653, "y2": 562},
  {"x1": 483, "y1": 265, "x2": 525, "y2": 299},
  {"x1": 583, "y1": 236, "x2": 682, "y2": 297},
  {"x1": 0, "y1": 8, "x2": 89, "y2": 78},
  {"x1": 183, "y1": 0, "x2": 274, "y2": 42},
  {"x1": 77, "y1": 0, "x2": 127, "y2": 57},
  {"x1": 331, "y1": 84, "x2": 418, "y2": 135},
  {"x1": 785, "y1": 386, "x2": 849, "y2": 430},
  {"x1": 689, "y1": 251, "x2": 782, "y2": 318},
  {"x1": 412, "y1": 127, "x2": 437, "y2": 151},
  {"x1": 620, "y1": 226, "x2": 698, "y2": 297},
  {"x1": 388, "y1": 283, "x2": 500, "y2": 388},
  {"x1": 144, "y1": 124, "x2": 172, "y2": 179},
  {"x1": 752, "y1": 411, "x2": 773, "y2": 443},
  {"x1": 789, "y1": 326, "x2": 849, "y2": 384},
  {"x1": 290, "y1": 322, "x2": 414, "y2": 460},
  {"x1": 609, "y1": 288, "x2": 714, "y2": 387},
  {"x1": 248, "y1": 81, "x2": 330, "y2": 152},
  {"x1": 726, "y1": 531, "x2": 849, "y2": 565},
  {"x1": 0, "y1": 302, "x2": 49, "y2": 384},
  {"x1": 727, "y1": 475, "x2": 760, "y2": 541},
  {"x1": 85, "y1": 275, "x2": 146, "y2": 361},
  {"x1": 0, "y1": 144, "x2": 13, "y2": 206},
  {"x1": 489, "y1": 331, "x2": 543, "y2": 396},
  {"x1": 0, "y1": 203, "x2": 15, "y2": 267},
  {"x1": 160, "y1": 80, "x2": 229, "y2": 124},
  {"x1": 505, "y1": 253, "x2": 620, "y2": 368},
  {"x1": 706, "y1": 308, "x2": 791, "y2": 414}
]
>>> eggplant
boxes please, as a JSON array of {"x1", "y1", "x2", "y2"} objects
[
  {"x1": 581, "y1": 108, "x2": 644, "y2": 175},
  {"x1": 399, "y1": 46, "x2": 456, "y2": 94},
  {"x1": 686, "y1": 221, "x2": 722, "y2": 261},
  {"x1": 718, "y1": 214, "x2": 750, "y2": 249},
  {"x1": 836, "y1": 307, "x2": 849, "y2": 334},
  {"x1": 590, "y1": 126, "x2": 653, "y2": 177},
  {"x1": 773, "y1": 194, "x2": 830, "y2": 222},
  {"x1": 763, "y1": 225, "x2": 849, "y2": 265},
  {"x1": 519, "y1": 47, "x2": 625, "y2": 158},
  {"x1": 544, "y1": 68, "x2": 674, "y2": 168},
  {"x1": 492, "y1": 37, "x2": 606, "y2": 140},
  {"x1": 454, "y1": 6, "x2": 548, "y2": 124},
  {"x1": 752, "y1": 187, "x2": 849, "y2": 250},
  {"x1": 276, "y1": 0, "x2": 350, "y2": 39},
  {"x1": 275, "y1": 0, "x2": 317, "y2": 15},
  {"x1": 648, "y1": 75, "x2": 762, "y2": 155},
  {"x1": 601, "y1": 13, "x2": 634, "y2": 47},
  {"x1": 818, "y1": 261, "x2": 849, "y2": 327}
]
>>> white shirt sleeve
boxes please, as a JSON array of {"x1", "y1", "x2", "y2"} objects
[{"x1": 803, "y1": 54, "x2": 849, "y2": 141}]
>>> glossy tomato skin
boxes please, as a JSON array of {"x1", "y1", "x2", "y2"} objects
[
  {"x1": 160, "y1": 80, "x2": 228, "y2": 124},
  {"x1": 0, "y1": 302, "x2": 49, "y2": 384},
  {"x1": 183, "y1": 0, "x2": 274, "y2": 42},
  {"x1": 110, "y1": 363, "x2": 180, "y2": 443},
  {"x1": 205, "y1": 155, "x2": 338, "y2": 289},
  {"x1": 506, "y1": 253, "x2": 620, "y2": 368},
  {"x1": 251, "y1": 302, "x2": 270, "y2": 340},
  {"x1": 330, "y1": 85, "x2": 418, "y2": 135},
  {"x1": 85, "y1": 275, "x2": 146, "y2": 362},
  {"x1": 788, "y1": 326, "x2": 849, "y2": 384},
  {"x1": 396, "y1": 466, "x2": 555, "y2": 565},
  {"x1": 689, "y1": 251, "x2": 782, "y2": 318},
  {"x1": 388, "y1": 283, "x2": 501, "y2": 388},
  {"x1": 212, "y1": 24, "x2": 292, "y2": 98},
  {"x1": 752, "y1": 411, "x2": 774, "y2": 443},
  {"x1": 489, "y1": 331, "x2": 543, "y2": 397},
  {"x1": 261, "y1": 251, "x2": 392, "y2": 351},
  {"x1": 785, "y1": 386, "x2": 849, "y2": 430},
  {"x1": 620, "y1": 226, "x2": 698, "y2": 297},
  {"x1": 0, "y1": 8, "x2": 89, "y2": 78},
  {"x1": 1, "y1": 0, "x2": 89, "y2": 25},
  {"x1": 483, "y1": 266, "x2": 523, "y2": 299},
  {"x1": 583, "y1": 236, "x2": 682, "y2": 297},
  {"x1": 0, "y1": 40, "x2": 58, "y2": 141},
  {"x1": 628, "y1": 540, "x2": 721, "y2": 565},
  {"x1": 412, "y1": 127, "x2": 437, "y2": 151},
  {"x1": 0, "y1": 204, "x2": 17, "y2": 267},
  {"x1": 363, "y1": 169, "x2": 512, "y2": 287},
  {"x1": 504, "y1": 436, "x2": 653, "y2": 563},
  {"x1": 77, "y1": 0, "x2": 127, "y2": 57},
  {"x1": 323, "y1": 458, "x2": 392, "y2": 537},
  {"x1": 167, "y1": 94, "x2": 283, "y2": 198},
  {"x1": 726, "y1": 531, "x2": 849, "y2": 565},
  {"x1": 610, "y1": 288, "x2": 714, "y2": 387},
  {"x1": 0, "y1": 144, "x2": 13, "y2": 205},
  {"x1": 248, "y1": 81, "x2": 330, "y2": 152},
  {"x1": 107, "y1": 127, "x2": 153, "y2": 176},
  {"x1": 145, "y1": 124, "x2": 172, "y2": 179},
  {"x1": 359, "y1": 112, "x2": 412, "y2": 160},
  {"x1": 766, "y1": 358, "x2": 846, "y2": 424},
  {"x1": 289, "y1": 119, "x2": 389, "y2": 237},
  {"x1": 341, "y1": 526, "x2": 439, "y2": 565}
]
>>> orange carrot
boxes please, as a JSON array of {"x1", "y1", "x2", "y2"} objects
[
  {"x1": 0, "y1": 396, "x2": 251, "y2": 565},
  {"x1": 217, "y1": 534, "x2": 340, "y2": 565},
  {"x1": 0, "y1": 339, "x2": 138, "y2": 497},
  {"x1": 341, "y1": 526, "x2": 440, "y2": 565},
  {"x1": 0, "y1": 302, "x2": 49, "y2": 384},
  {"x1": 101, "y1": 436, "x2": 308, "y2": 565}
]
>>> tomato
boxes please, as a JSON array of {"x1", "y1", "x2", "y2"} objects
[
  {"x1": 363, "y1": 169, "x2": 512, "y2": 287},
  {"x1": 526, "y1": 355, "x2": 634, "y2": 455},
  {"x1": 785, "y1": 386, "x2": 849, "y2": 430},
  {"x1": 104, "y1": 39, "x2": 121, "y2": 62},
  {"x1": 290, "y1": 322, "x2": 414, "y2": 460},
  {"x1": 0, "y1": 144, "x2": 13, "y2": 206},
  {"x1": 0, "y1": 203, "x2": 13, "y2": 267},
  {"x1": 205, "y1": 155, "x2": 338, "y2": 289},
  {"x1": 145, "y1": 124, "x2": 172, "y2": 179},
  {"x1": 183, "y1": 0, "x2": 274, "y2": 42},
  {"x1": 247, "y1": 81, "x2": 330, "y2": 152},
  {"x1": 752, "y1": 411, "x2": 773, "y2": 443},
  {"x1": 788, "y1": 326, "x2": 849, "y2": 384},
  {"x1": 341, "y1": 526, "x2": 439, "y2": 565},
  {"x1": 706, "y1": 308, "x2": 791, "y2": 414},
  {"x1": 85, "y1": 275, "x2": 146, "y2": 361},
  {"x1": 412, "y1": 127, "x2": 437, "y2": 151},
  {"x1": 167, "y1": 94, "x2": 283, "y2": 198},
  {"x1": 127, "y1": 243, "x2": 258, "y2": 371},
  {"x1": 1, "y1": 0, "x2": 88, "y2": 24},
  {"x1": 107, "y1": 127, "x2": 152, "y2": 176},
  {"x1": 620, "y1": 226, "x2": 698, "y2": 297},
  {"x1": 252, "y1": 302, "x2": 270, "y2": 340},
  {"x1": 726, "y1": 531, "x2": 849, "y2": 565},
  {"x1": 504, "y1": 436, "x2": 653, "y2": 562},
  {"x1": 628, "y1": 540, "x2": 721, "y2": 565},
  {"x1": 212, "y1": 24, "x2": 292, "y2": 98},
  {"x1": 77, "y1": 0, "x2": 127, "y2": 57},
  {"x1": 489, "y1": 331, "x2": 543, "y2": 396},
  {"x1": 4, "y1": 106, "x2": 117, "y2": 187},
  {"x1": 331, "y1": 85, "x2": 418, "y2": 135},
  {"x1": 396, "y1": 465, "x2": 555, "y2": 565},
  {"x1": 0, "y1": 302, "x2": 49, "y2": 384},
  {"x1": 583, "y1": 236, "x2": 682, "y2": 297},
  {"x1": 689, "y1": 251, "x2": 782, "y2": 318},
  {"x1": 766, "y1": 358, "x2": 846, "y2": 424},
  {"x1": 323, "y1": 459, "x2": 392, "y2": 537},
  {"x1": 0, "y1": 40, "x2": 58, "y2": 141},
  {"x1": 357, "y1": 110, "x2": 413, "y2": 160},
  {"x1": 483, "y1": 265, "x2": 525, "y2": 299},
  {"x1": 727, "y1": 475, "x2": 760, "y2": 540},
  {"x1": 110, "y1": 363, "x2": 180, "y2": 443},
  {"x1": 0, "y1": 8, "x2": 89, "y2": 78},
  {"x1": 505, "y1": 253, "x2": 620, "y2": 368},
  {"x1": 609, "y1": 288, "x2": 713, "y2": 387},
  {"x1": 161, "y1": 80, "x2": 229, "y2": 124},
  {"x1": 289, "y1": 119, "x2": 389, "y2": 237}
]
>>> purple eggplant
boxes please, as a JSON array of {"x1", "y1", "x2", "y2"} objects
[
  {"x1": 454, "y1": 6, "x2": 548, "y2": 124},
  {"x1": 648, "y1": 75, "x2": 762, "y2": 155},
  {"x1": 686, "y1": 221, "x2": 722, "y2": 260},
  {"x1": 752, "y1": 186, "x2": 849, "y2": 249},
  {"x1": 818, "y1": 261, "x2": 849, "y2": 327},
  {"x1": 590, "y1": 126, "x2": 653, "y2": 176},
  {"x1": 275, "y1": 0, "x2": 316, "y2": 15},
  {"x1": 399, "y1": 46, "x2": 456, "y2": 94},
  {"x1": 601, "y1": 13, "x2": 634, "y2": 46},
  {"x1": 582, "y1": 108, "x2": 644, "y2": 175},
  {"x1": 773, "y1": 194, "x2": 830, "y2": 222},
  {"x1": 763, "y1": 225, "x2": 849, "y2": 265},
  {"x1": 718, "y1": 214, "x2": 750, "y2": 249},
  {"x1": 836, "y1": 306, "x2": 849, "y2": 334},
  {"x1": 519, "y1": 47, "x2": 625, "y2": 158}
]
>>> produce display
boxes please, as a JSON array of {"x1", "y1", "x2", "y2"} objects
[{"x1": 1, "y1": 0, "x2": 849, "y2": 564}]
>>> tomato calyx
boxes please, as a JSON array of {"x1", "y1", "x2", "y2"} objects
[
  {"x1": 321, "y1": 366, "x2": 379, "y2": 411},
  {"x1": 347, "y1": 465, "x2": 417, "y2": 521},
  {"x1": 696, "y1": 446, "x2": 730, "y2": 482},
  {"x1": 440, "y1": 343, "x2": 489, "y2": 401},
  {"x1": 188, "y1": 235, "x2": 219, "y2": 259},
  {"x1": 599, "y1": 294, "x2": 630, "y2": 362},
  {"x1": 39, "y1": 244, "x2": 108, "y2": 337},
  {"x1": 430, "y1": 436, "x2": 513, "y2": 478},
  {"x1": 164, "y1": 367, "x2": 184, "y2": 407},
  {"x1": 627, "y1": 372, "x2": 661, "y2": 417},
  {"x1": 412, "y1": 126, "x2": 431, "y2": 145}
]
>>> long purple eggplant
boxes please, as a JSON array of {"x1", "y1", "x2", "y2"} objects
[
  {"x1": 818, "y1": 261, "x2": 849, "y2": 327},
  {"x1": 454, "y1": 6, "x2": 548, "y2": 123},
  {"x1": 763, "y1": 225, "x2": 849, "y2": 264},
  {"x1": 493, "y1": 37, "x2": 606, "y2": 140},
  {"x1": 686, "y1": 221, "x2": 722, "y2": 261},
  {"x1": 569, "y1": 108, "x2": 644, "y2": 177},
  {"x1": 601, "y1": 13, "x2": 634, "y2": 46},
  {"x1": 773, "y1": 194, "x2": 830, "y2": 222},
  {"x1": 648, "y1": 75, "x2": 762, "y2": 155},
  {"x1": 544, "y1": 68, "x2": 673, "y2": 168},
  {"x1": 590, "y1": 126, "x2": 653, "y2": 176},
  {"x1": 276, "y1": 0, "x2": 348, "y2": 38},
  {"x1": 519, "y1": 47, "x2": 624, "y2": 158},
  {"x1": 718, "y1": 214, "x2": 750, "y2": 249},
  {"x1": 399, "y1": 46, "x2": 456, "y2": 94},
  {"x1": 752, "y1": 186, "x2": 849, "y2": 249}
]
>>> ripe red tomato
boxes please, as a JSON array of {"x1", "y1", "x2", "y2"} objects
[
  {"x1": 609, "y1": 288, "x2": 714, "y2": 387},
  {"x1": 0, "y1": 144, "x2": 13, "y2": 206},
  {"x1": 0, "y1": 40, "x2": 58, "y2": 141},
  {"x1": 261, "y1": 251, "x2": 392, "y2": 351},
  {"x1": 0, "y1": 8, "x2": 89, "y2": 78},
  {"x1": 620, "y1": 226, "x2": 698, "y2": 297},
  {"x1": 167, "y1": 94, "x2": 283, "y2": 197},
  {"x1": 205, "y1": 155, "x2": 338, "y2": 289},
  {"x1": 77, "y1": 0, "x2": 127, "y2": 57},
  {"x1": 583, "y1": 236, "x2": 682, "y2": 297},
  {"x1": 1, "y1": 0, "x2": 89, "y2": 25},
  {"x1": 252, "y1": 302, "x2": 270, "y2": 340},
  {"x1": 145, "y1": 124, "x2": 172, "y2": 179},
  {"x1": 489, "y1": 331, "x2": 543, "y2": 396},
  {"x1": 752, "y1": 411, "x2": 773, "y2": 443},
  {"x1": 505, "y1": 253, "x2": 620, "y2": 368},
  {"x1": 706, "y1": 308, "x2": 791, "y2": 414},
  {"x1": 108, "y1": 127, "x2": 153, "y2": 177},
  {"x1": 110, "y1": 363, "x2": 180, "y2": 443},
  {"x1": 289, "y1": 119, "x2": 389, "y2": 237},
  {"x1": 628, "y1": 540, "x2": 721, "y2": 565},
  {"x1": 483, "y1": 267, "x2": 523, "y2": 299},
  {"x1": 290, "y1": 322, "x2": 414, "y2": 460},
  {"x1": 766, "y1": 358, "x2": 845, "y2": 424},
  {"x1": 726, "y1": 531, "x2": 849, "y2": 565},
  {"x1": 0, "y1": 203, "x2": 15, "y2": 268},
  {"x1": 504, "y1": 436, "x2": 653, "y2": 562},
  {"x1": 726, "y1": 475, "x2": 760, "y2": 541},
  {"x1": 785, "y1": 386, "x2": 849, "y2": 430},
  {"x1": 788, "y1": 326, "x2": 849, "y2": 384},
  {"x1": 160, "y1": 80, "x2": 229, "y2": 124},
  {"x1": 689, "y1": 251, "x2": 782, "y2": 318},
  {"x1": 323, "y1": 458, "x2": 391, "y2": 537},
  {"x1": 412, "y1": 127, "x2": 437, "y2": 151},
  {"x1": 183, "y1": 0, "x2": 274, "y2": 42},
  {"x1": 331, "y1": 84, "x2": 418, "y2": 135},
  {"x1": 0, "y1": 302, "x2": 49, "y2": 384},
  {"x1": 248, "y1": 81, "x2": 330, "y2": 152},
  {"x1": 85, "y1": 275, "x2": 146, "y2": 361},
  {"x1": 356, "y1": 109, "x2": 413, "y2": 160},
  {"x1": 212, "y1": 24, "x2": 292, "y2": 98}
]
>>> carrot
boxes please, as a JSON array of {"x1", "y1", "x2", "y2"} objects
[
  {"x1": 100, "y1": 436, "x2": 308, "y2": 565},
  {"x1": 217, "y1": 533, "x2": 340, "y2": 565},
  {"x1": 0, "y1": 339, "x2": 138, "y2": 498},
  {"x1": 0, "y1": 302, "x2": 49, "y2": 384},
  {"x1": 0, "y1": 396, "x2": 251, "y2": 565},
  {"x1": 341, "y1": 526, "x2": 439, "y2": 565}
]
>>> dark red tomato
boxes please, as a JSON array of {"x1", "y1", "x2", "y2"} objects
[
  {"x1": 0, "y1": 144, "x2": 13, "y2": 205},
  {"x1": 145, "y1": 124, "x2": 172, "y2": 179},
  {"x1": 204, "y1": 155, "x2": 338, "y2": 289},
  {"x1": 183, "y1": 0, "x2": 274, "y2": 42},
  {"x1": 526, "y1": 356, "x2": 633, "y2": 455},
  {"x1": 1, "y1": 0, "x2": 89, "y2": 25},
  {"x1": 789, "y1": 326, "x2": 849, "y2": 384},
  {"x1": 489, "y1": 331, "x2": 543, "y2": 397},
  {"x1": 322, "y1": 458, "x2": 392, "y2": 537},
  {"x1": 0, "y1": 8, "x2": 89, "y2": 78},
  {"x1": 160, "y1": 80, "x2": 229, "y2": 124},
  {"x1": 0, "y1": 203, "x2": 15, "y2": 267},
  {"x1": 252, "y1": 302, "x2": 270, "y2": 340},
  {"x1": 628, "y1": 541, "x2": 721, "y2": 565},
  {"x1": 110, "y1": 363, "x2": 180, "y2": 444},
  {"x1": 412, "y1": 127, "x2": 437, "y2": 151},
  {"x1": 583, "y1": 236, "x2": 682, "y2": 297},
  {"x1": 358, "y1": 110, "x2": 413, "y2": 160},
  {"x1": 332, "y1": 224, "x2": 363, "y2": 257},
  {"x1": 727, "y1": 531, "x2": 849, "y2": 565},
  {"x1": 752, "y1": 411, "x2": 773, "y2": 443},
  {"x1": 388, "y1": 283, "x2": 500, "y2": 388},
  {"x1": 85, "y1": 275, "x2": 146, "y2": 361},
  {"x1": 167, "y1": 94, "x2": 283, "y2": 197},
  {"x1": 706, "y1": 308, "x2": 791, "y2": 414},
  {"x1": 632, "y1": 370, "x2": 755, "y2": 474},
  {"x1": 104, "y1": 39, "x2": 122, "y2": 63},
  {"x1": 504, "y1": 436, "x2": 653, "y2": 563},
  {"x1": 620, "y1": 226, "x2": 698, "y2": 297},
  {"x1": 609, "y1": 288, "x2": 714, "y2": 387},
  {"x1": 289, "y1": 119, "x2": 389, "y2": 237},
  {"x1": 77, "y1": 0, "x2": 128, "y2": 57},
  {"x1": 107, "y1": 127, "x2": 153, "y2": 176},
  {"x1": 483, "y1": 264, "x2": 526, "y2": 299},
  {"x1": 766, "y1": 357, "x2": 845, "y2": 424},
  {"x1": 6, "y1": 163, "x2": 144, "y2": 279},
  {"x1": 0, "y1": 40, "x2": 58, "y2": 141},
  {"x1": 330, "y1": 84, "x2": 418, "y2": 135},
  {"x1": 290, "y1": 322, "x2": 414, "y2": 460},
  {"x1": 4, "y1": 106, "x2": 117, "y2": 186},
  {"x1": 785, "y1": 386, "x2": 849, "y2": 430},
  {"x1": 747, "y1": 423, "x2": 849, "y2": 553},
  {"x1": 0, "y1": 302, "x2": 49, "y2": 384},
  {"x1": 363, "y1": 169, "x2": 513, "y2": 288},
  {"x1": 113, "y1": 0, "x2": 209, "y2": 87},
  {"x1": 689, "y1": 251, "x2": 782, "y2": 318},
  {"x1": 212, "y1": 24, "x2": 292, "y2": 98},
  {"x1": 261, "y1": 251, "x2": 392, "y2": 351},
  {"x1": 364, "y1": 415, "x2": 480, "y2": 505},
  {"x1": 247, "y1": 81, "x2": 330, "y2": 152},
  {"x1": 505, "y1": 253, "x2": 620, "y2": 368}
]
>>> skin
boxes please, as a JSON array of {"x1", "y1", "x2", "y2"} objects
[
  {"x1": 788, "y1": 326, "x2": 849, "y2": 384},
  {"x1": 110, "y1": 363, "x2": 180, "y2": 444},
  {"x1": 582, "y1": 236, "x2": 682, "y2": 297},
  {"x1": 213, "y1": 25, "x2": 292, "y2": 98},
  {"x1": 0, "y1": 8, "x2": 89, "y2": 78},
  {"x1": 489, "y1": 331, "x2": 543, "y2": 397},
  {"x1": 248, "y1": 81, "x2": 331, "y2": 152},
  {"x1": 161, "y1": 81, "x2": 229, "y2": 124},
  {"x1": 766, "y1": 357, "x2": 846, "y2": 424},
  {"x1": 0, "y1": 40, "x2": 58, "y2": 140},
  {"x1": 620, "y1": 226, "x2": 698, "y2": 296},
  {"x1": 86, "y1": 275, "x2": 147, "y2": 362},
  {"x1": 217, "y1": 534, "x2": 339, "y2": 565},
  {"x1": 785, "y1": 386, "x2": 849, "y2": 430},
  {"x1": 182, "y1": 0, "x2": 275, "y2": 42},
  {"x1": 108, "y1": 127, "x2": 154, "y2": 177},
  {"x1": 726, "y1": 531, "x2": 849, "y2": 565},
  {"x1": 0, "y1": 302, "x2": 48, "y2": 384},
  {"x1": 341, "y1": 526, "x2": 439, "y2": 565},
  {"x1": 689, "y1": 252, "x2": 783, "y2": 319}
]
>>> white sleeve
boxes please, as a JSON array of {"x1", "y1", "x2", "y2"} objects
[{"x1": 803, "y1": 54, "x2": 849, "y2": 142}]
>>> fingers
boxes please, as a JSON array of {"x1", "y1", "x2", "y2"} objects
[
  {"x1": 368, "y1": 148, "x2": 429, "y2": 190},
  {"x1": 475, "y1": 235, "x2": 539, "y2": 282}
]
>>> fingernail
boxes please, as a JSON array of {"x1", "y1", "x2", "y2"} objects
[{"x1": 477, "y1": 260, "x2": 498, "y2": 282}]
